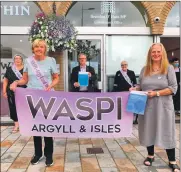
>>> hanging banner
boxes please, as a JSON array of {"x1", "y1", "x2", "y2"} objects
[{"x1": 15, "y1": 88, "x2": 133, "y2": 138}]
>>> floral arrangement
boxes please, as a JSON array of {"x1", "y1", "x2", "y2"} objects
[
  {"x1": 76, "y1": 40, "x2": 100, "y2": 60},
  {"x1": 29, "y1": 12, "x2": 78, "y2": 52}
]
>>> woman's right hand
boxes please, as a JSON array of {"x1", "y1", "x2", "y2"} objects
[
  {"x1": 3, "y1": 92, "x2": 7, "y2": 98},
  {"x1": 129, "y1": 87, "x2": 136, "y2": 91},
  {"x1": 10, "y1": 81, "x2": 18, "y2": 92}
]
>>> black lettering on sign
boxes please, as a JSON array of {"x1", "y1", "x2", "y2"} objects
[
  {"x1": 53, "y1": 99, "x2": 75, "y2": 120},
  {"x1": 97, "y1": 98, "x2": 114, "y2": 120},
  {"x1": 115, "y1": 124, "x2": 121, "y2": 133},
  {"x1": 39, "y1": 124, "x2": 46, "y2": 132},
  {"x1": 32, "y1": 124, "x2": 38, "y2": 132},
  {"x1": 117, "y1": 97, "x2": 122, "y2": 119},
  {"x1": 26, "y1": 96, "x2": 56, "y2": 119},
  {"x1": 76, "y1": 98, "x2": 94, "y2": 120},
  {"x1": 47, "y1": 125, "x2": 55, "y2": 133},
  {"x1": 0, "y1": 62, "x2": 12, "y2": 69}
]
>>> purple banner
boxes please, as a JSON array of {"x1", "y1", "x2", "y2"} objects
[{"x1": 15, "y1": 88, "x2": 133, "y2": 138}]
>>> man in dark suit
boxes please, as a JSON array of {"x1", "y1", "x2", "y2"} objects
[
  {"x1": 113, "y1": 60, "x2": 138, "y2": 124},
  {"x1": 70, "y1": 53, "x2": 96, "y2": 92}
]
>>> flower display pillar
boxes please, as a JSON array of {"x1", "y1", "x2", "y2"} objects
[{"x1": 49, "y1": 51, "x2": 64, "y2": 91}]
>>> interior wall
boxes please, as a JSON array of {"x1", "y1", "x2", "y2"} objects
[{"x1": 161, "y1": 37, "x2": 180, "y2": 62}]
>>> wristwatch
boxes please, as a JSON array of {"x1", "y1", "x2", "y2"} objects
[{"x1": 156, "y1": 91, "x2": 160, "y2": 97}]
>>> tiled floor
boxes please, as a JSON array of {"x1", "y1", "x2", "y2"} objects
[{"x1": 1, "y1": 123, "x2": 180, "y2": 172}]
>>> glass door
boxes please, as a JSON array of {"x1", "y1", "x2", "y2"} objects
[{"x1": 65, "y1": 35, "x2": 103, "y2": 92}]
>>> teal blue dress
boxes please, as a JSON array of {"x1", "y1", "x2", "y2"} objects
[{"x1": 23, "y1": 56, "x2": 58, "y2": 90}]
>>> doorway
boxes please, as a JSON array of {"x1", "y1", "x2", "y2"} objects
[{"x1": 65, "y1": 35, "x2": 104, "y2": 92}]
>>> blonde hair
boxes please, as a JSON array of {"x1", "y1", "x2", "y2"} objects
[
  {"x1": 144, "y1": 43, "x2": 169, "y2": 76},
  {"x1": 32, "y1": 39, "x2": 48, "y2": 55}
]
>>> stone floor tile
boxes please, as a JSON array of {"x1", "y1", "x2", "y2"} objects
[
  {"x1": 7, "y1": 169, "x2": 26, "y2": 172},
  {"x1": 1, "y1": 163, "x2": 12, "y2": 172},
  {"x1": 6, "y1": 146, "x2": 24, "y2": 153},
  {"x1": 67, "y1": 138, "x2": 79, "y2": 144},
  {"x1": 1, "y1": 147, "x2": 9, "y2": 156},
  {"x1": 81, "y1": 157, "x2": 100, "y2": 171},
  {"x1": 54, "y1": 146, "x2": 65, "y2": 154},
  {"x1": 1, "y1": 126, "x2": 8, "y2": 132},
  {"x1": 45, "y1": 155, "x2": 64, "y2": 172},
  {"x1": 109, "y1": 149, "x2": 127, "y2": 159},
  {"x1": 91, "y1": 139, "x2": 105, "y2": 147},
  {"x1": 54, "y1": 139, "x2": 66, "y2": 146},
  {"x1": 126, "y1": 152, "x2": 145, "y2": 165},
  {"x1": 79, "y1": 138, "x2": 92, "y2": 145},
  {"x1": 1, "y1": 152, "x2": 19, "y2": 163},
  {"x1": 9, "y1": 157, "x2": 31, "y2": 169},
  {"x1": 80, "y1": 144, "x2": 92, "y2": 154},
  {"x1": 120, "y1": 143, "x2": 137, "y2": 153},
  {"x1": 104, "y1": 140, "x2": 120, "y2": 149},
  {"x1": 66, "y1": 144, "x2": 79, "y2": 152},
  {"x1": 101, "y1": 168, "x2": 118, "y2": 172},
  {"x1": 65, "y1": 152, "x2": 80, "y2": 163},
  {"x1": 26, "y1": 161, "x2": 46, "y2": 172},
  {"x1": 1, "y1": 140, "x2": 14, "y2": 148},
  {"x1": 96, "y1": 155, "x2": 116, "y2": 168},
  {"x1": 114, "y1": 158, "x2": 137, "y2": 172},
  {"x1": 136, "y1": 165, "x2": 157, "y2": 172},
  {"x1": 64, "y1": 162, "x2": 82, "y2": 172},
  {"x1": 18, "y1": 148, "x2": 34, "y2": 157}
]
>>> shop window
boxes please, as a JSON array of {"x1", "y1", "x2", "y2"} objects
[
  {"x1": 165, "y1": 2, "x2": 180, "y2": 27},
  {"x1": 106, "y1": 35, "x2": 153, "y2": 92},
  {"x1": 1, "y1": 1, "x2": 41, "y2": 26},
  {"x1": 66, "y1": 1, "x2": 149, "y2": 27},
  {"x1": 1, "y1": 35, "x2": 31, "y2": 80}
]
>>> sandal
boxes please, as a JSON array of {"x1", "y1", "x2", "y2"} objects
[
  {"x1": 169, "y1": 163, "x2": 180, "y2": 172},
  {"x1": 143, "y1": 157, "x2": 155, "y2": 166}
]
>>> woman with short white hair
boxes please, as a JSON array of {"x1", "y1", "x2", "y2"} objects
[{"x1": 3, "y1": 54, "x2": 26, "y2": 133}]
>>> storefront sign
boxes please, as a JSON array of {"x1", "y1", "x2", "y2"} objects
[
  {"x1": 1, "y1": 5, "x2": 30, "y2": 16},
  {"x1": 15, "y1": 88, "x2": 133, "y2": 138},
  {"x1": 1, "y1": 59, "x2": 13, "y2": 81},
  {"x1": 90, "y1": 1, "x2": 127, "y2": 25}
]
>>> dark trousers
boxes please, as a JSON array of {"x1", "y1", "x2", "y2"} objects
[
  {"x1": 147, "y1": 145, "x2": 175, "y2": 161},
  {"x1": 33, "y1": 136, "x2": 53, "y2": 157},
  {"x1": 7, "y1": 94, "x2": 18, "y2": 122},
  {"x1": 173, "y1": 88, "x2": 180, "y2": 111}
]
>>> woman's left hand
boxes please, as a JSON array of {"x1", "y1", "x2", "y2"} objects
[
  {"x1": 45, "y1": 85, "x2": 53, "y2": 91},
  {"x1": 147, "y1": 91, "x2": 156, "y2": 98}
]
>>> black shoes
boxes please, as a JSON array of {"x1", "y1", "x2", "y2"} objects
[
  {"x1": 31, "y1": 155, "x2": 54, "y2": 166},
  {"x1": 45, "y1": 156, "x2": 54, "y2": 167},
  {"x1": 31, "y1": 155, "x2": 44, "y2": 165}
]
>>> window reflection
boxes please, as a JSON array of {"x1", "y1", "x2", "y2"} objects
[
  {"x1": 66, "y1": 1, "x2": 148, "y2": 27},
  {"x1": 165, "y1": 2, "x2": 180, "y2": 27},
  {"x1": 106, "y1": 35, "x2": 153, "y2": 92}
]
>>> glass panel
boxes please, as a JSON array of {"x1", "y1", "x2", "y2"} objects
[
  {"x1": 1, "y1": 1, "x2": 42, "y2": 26},
  {"x1": 66, "y1": 1, "x2": 148, "y2": 27},
  {"x1": 68, "y1": 39, "x2": 101, "y2": 92},
  {"x1": 106, "y1": 35, "x2": 153, "y2": 92},
  {"x1": 165, "y1": 2, "x2": 180, "y2": 27}
]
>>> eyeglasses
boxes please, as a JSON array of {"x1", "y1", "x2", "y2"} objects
[{"x1": 121, "y1": 64, "x2": 128, "y2": 66}]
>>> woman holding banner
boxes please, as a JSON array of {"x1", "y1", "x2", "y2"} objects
[
  {"x1": 10, "y1": 39, "x2": 59, "y2": 167},
  {"x1": 130, "y1": 43, "x2": 180, "y2": 172},
  {"x1": 3, "y1": 55, "x2": 26, "y2": 133}
]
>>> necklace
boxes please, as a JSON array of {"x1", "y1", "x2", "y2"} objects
[{"x1": 152, "y1": 67, "x2": 160, "y2": 72}]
